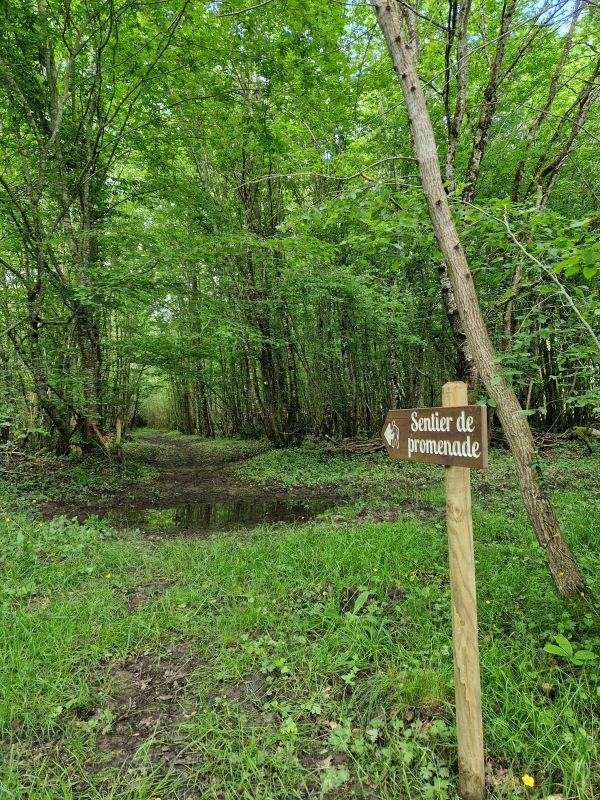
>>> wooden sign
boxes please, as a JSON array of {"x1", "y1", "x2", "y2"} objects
[
  {"x1": 381, "y1": 404, "x2": 487, "y2": 469},
  {"x1": 382, "y1": 383, "x2": 486, "y2": 800}
]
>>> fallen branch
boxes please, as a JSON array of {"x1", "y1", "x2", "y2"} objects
[{"x1": 336, "y1": 438, "x2": 384, "y2": 454}]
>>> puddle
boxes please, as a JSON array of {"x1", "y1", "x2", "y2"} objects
[{"x1": 105, "y1": 498, "x2": 332, "y2": 534}]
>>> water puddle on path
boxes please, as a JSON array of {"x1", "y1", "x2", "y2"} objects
[{"x1": 105, "y1": 498, "x2": 332, "y2": 535}]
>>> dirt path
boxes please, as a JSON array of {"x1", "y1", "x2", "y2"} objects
[
  {"x1": 131, "y1": 432, "x2": 260, "y2": 504},
  {"x1": 42, "y1": 433, "x2": 337, "y2": 534}
]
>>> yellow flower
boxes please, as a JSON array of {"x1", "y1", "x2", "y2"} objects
[
  {"x1": 372, "y1": 567, "x2": 379, "y2": 573},
  {"x1": 580, "y1": 592, "x2": 585, "y2": 597},
  {"x1": 485, "y1": 599, "x2": 491, "y2": 605},
  {"x1": 521, "y1": 774, "x2": 535, "y2": 789},
  {"x1": 31, "y1": 499, "x2": 37, "y2": 504},
  {"x1": 104, "y1": 573, "x2": 112, "y2": 579},
  {"x1": 5, "y1": 517, "x2": 10, "y2": 523},
  {"x1": 559, "y1": 571, "x2": 564, "y2": 576}
]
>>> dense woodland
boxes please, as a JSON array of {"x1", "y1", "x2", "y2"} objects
[
  {"x1": 1, "y1": 4, "x2": 600, "y2": 797},
  {"x1": 0, "y1": 0, "x2": 598, "y2": 452}
]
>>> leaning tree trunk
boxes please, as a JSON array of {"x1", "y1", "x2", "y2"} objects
[
  {"x1": 439, "y1": 262, "x2": 478, "y2": 391},
  {"x1": 371, "y1": 0, "x2": 587, "y2": 602}
]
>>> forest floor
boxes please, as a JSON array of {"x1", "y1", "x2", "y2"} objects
[{"x1": 0, "y1": 431, "x2": 598, "y2": 800}]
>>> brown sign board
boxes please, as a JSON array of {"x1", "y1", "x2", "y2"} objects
[{"x1": 382, "y1": 405, "x2": 488, "y2": 469}]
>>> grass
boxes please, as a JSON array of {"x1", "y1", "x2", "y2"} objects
[
  {"x1": 0, "y1": 448, "x2": 155, "y2": 510},
  {"x1": 0, "y1": 436, "x2": 598, "y2": 799}
]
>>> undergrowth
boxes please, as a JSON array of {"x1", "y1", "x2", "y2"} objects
[{"x1": 0, "y1": 434, "x2": 598, "y2": 799}]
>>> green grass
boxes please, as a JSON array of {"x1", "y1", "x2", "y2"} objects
[
  {"x1": 0, "y1": 449, "x2": 156, "y2": 510},
  {"x1": 0, "y1": 436, "x2": 598, "y2": 798}
]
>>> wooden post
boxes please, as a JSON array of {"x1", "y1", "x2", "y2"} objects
[{"x1": 442, "y1": 381, "x2": 485, "y2": 800}]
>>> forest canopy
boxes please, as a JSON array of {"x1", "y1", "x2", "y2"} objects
[{"x1": 0, "y1": 0, "x2": 598, "y2": 452}]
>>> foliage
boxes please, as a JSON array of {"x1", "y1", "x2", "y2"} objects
[{"x1": 0, "y1": 0, "x2": 598, "y2": 450}]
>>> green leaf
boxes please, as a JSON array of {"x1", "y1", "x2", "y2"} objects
[
  {"x1": 544, "y1": 643, "x2": 571, "y2": 658},
  {"x1": 573, "y1": 650, "x2": 598, "y2": 663},
  {"x1": 352, "y1": 590, "x2": 370, "y2": 615},
  {"x1": 552, "y1": 259, "x2": 572, "y2": 273},
  {"x1": 279, "y1": 717, "x2": 298, "y2": 737},
  {"x1": 582, "y1": 266, "x2": 597, "y2": 280},
  {"x1": 554, "y1": 635, "x2": 574, "y2": 657},
  {"x1": 321, "y1": 765, "x2": 350, "y2": 792},
  {"x1": 366, "y1": 726, "x2": 380, "y2": 742}
]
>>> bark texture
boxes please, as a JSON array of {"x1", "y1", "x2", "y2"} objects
[
  {"x1": 444, "y1": 0, "x2": 472, "y2": 195},
  {"x1": 371, "y1": 0, "x2": 587, "y2": 601},
  {"x1": 439, "y1": 262, "x2": 478, "y2": 391},
  {"x1": 428, "y1": 0, "x2": 476, "y2": 387}
]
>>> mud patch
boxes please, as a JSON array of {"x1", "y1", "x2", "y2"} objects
[
  {"x1": 106, "y1": 497, "x2": 333, "y2": 537},
  {"x1": 354, "y1": 498, "x2": 445, "y2": 522},
  {"x1": 119, "y1": 577, "x2": 176, "y2": 610},
  {"x1": 79, "y1": 645, "x2": 199, "y2": 780},
  {"x1": 3, "y1": 644, "x2": 203, "y2": 797},
  {"x1": 207, "y1": 672, "x2": 276, "y2": 726},
  {"x1": 41, "y1": 433, "x2": 341, "y2": 535}
]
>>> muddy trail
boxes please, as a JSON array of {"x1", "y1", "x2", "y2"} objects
[
  {"x1": 20, "y1": 436, "x2": 342, "y2": 795},
  {"x1": 43, "y1": 433, "x2": 337, "y2": 536}
]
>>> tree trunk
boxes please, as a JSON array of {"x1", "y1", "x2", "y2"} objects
[
  {"x1": 197, "y1": 370, "x2": 213, "y2": 437},
  {"x1": 75, "y1": 308, "x2": 103, "y2": 446},
  {"x1": 439, "y1": 263, "x2": 478, "y2": 390},
  {"x1": 444, "y1": 0, "x2": 472, "y2": 195},
  {"x1": 462, "y1": 0, "x2": 516, "y2": 204},
  {"x1": 512, "y1": 0, "x2": 582, "y2": 201},
  {"x1": 371, "y1": 0, "x2": 587, "y2": 602}
]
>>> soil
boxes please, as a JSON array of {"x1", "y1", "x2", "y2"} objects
[
  {"x1": 353, "y1": 498, "x2": 446, "y2": 522},
  {"x1": 4, "y1": 643, "x2": 204, "y2": 798},
  {"x1": 84, "y1": 646, "x2": 198, "y2": 775},
  {"x1": 121, "y1": 577, "x2": 177, "y2": 610}
]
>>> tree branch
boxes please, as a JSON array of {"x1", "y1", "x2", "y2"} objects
[
  {"x1": 219, "y1": 0, "x2": 274, "y2": 17},
  {"x1": 458, "y1": 200, "x2": 600, "y2": 353},
  {"x1": 235, "y1": 156, "x2": 417, "y2": 189}
]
